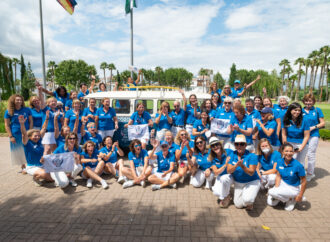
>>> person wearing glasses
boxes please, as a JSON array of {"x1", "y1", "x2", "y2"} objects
[
  {"x1": 256, "y1": 138, "x2": 281, "y2": 189},
  {"x1": 121, "y1": 139, "x2": 152, "y2": 188},
  {"x1": 188, "y1": 136, "x2": 215, "y2": 189},
  {"x1": 95, "y1": 98, "x2": 118, "y2": 139},
  {"x1": 170, "y1": 90, "x2": 187, "y2": 138},
  {"x1": 155, "y1": 101, "x2": 173, "y2": 141},
  {"x1": 227, "y1": 103, "x2": 254, "y2": 152},
  {"x1": 211, "y1": 93, "x2": 222, "y2": 109},
  {"x1": 174, "y1": 130, "x2": 194, "y2": 182},
  {"x1": 209, "y1": 136, "x2": 233, "y2": 208},
  {"x1": 267, "y1": 143, "x2": 306, "y2": 211},
  {"x1": 148, "y1": 140, "x2": 180, "y2": 190},
  {"x1": 227, "y1": 135, "x2": 260, "y2": 210},
  {"x1": 192, "y1": 110, "x2": 210, "y2": 141},
  {"x1": 80, "y1": 141, "x2": 108, "y2": 189},
  {"x1": 282, "y1": 102, "x2": 310, "y2": 166},
  {"x1": 185, "y1": 94, "x2": 200, "y2": 136},
  {"x1": 302, "y1": 93, "x2": 325, "y2": 182},
  {"x1": 81, "y1": 121, "x2": 103, "y2": 149}
]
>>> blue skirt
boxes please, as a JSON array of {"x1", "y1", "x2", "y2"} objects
[{"x1": 10, "y1": 133, "x2": 26, "y2": 166}]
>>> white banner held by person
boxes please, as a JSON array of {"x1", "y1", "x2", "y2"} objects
[
  {"x1": 211, "y1": 118, "x2": 230, "y2": 135},
  {"x1": 43, "y1": 152, "x2": 75, "y2": 173},
  {"x1": 128, "y1": 124, "x2": 149, "y2": 141}
]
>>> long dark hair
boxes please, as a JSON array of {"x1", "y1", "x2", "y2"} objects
[
  {"x1": 283, "y1": 102, "x2": 303, "y2": 128},
  {"x1": 55, "y1": 86, "x2": 68, "y2": 98},
  {"x1": 200, "y1": 109, "x2": 210, "y2": 125},
  {"x1": 211, "y1": 93, "x2": 221, "y2": 108},
  {"x1": 194, "y1": 136, "x2": 206, "y2": 154}
]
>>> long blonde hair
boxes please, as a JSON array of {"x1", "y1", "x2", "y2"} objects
[
  {"x1": 7, "y1": 94, "x2": 25, "y2": 116},
  {"x1": 174, "y1": 130, "x2": 191, "y2": 145}
]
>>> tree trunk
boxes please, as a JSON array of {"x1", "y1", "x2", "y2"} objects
[
  {"x1": 110, "y1": 69, "x2": 113, "y2": 91},
  {"x1": 103, "y1": 69, "x2": 106, "y2": 84},
  {"x1": 304, "y1": 66, "x2": 308, "y2": 93},
  {"x1": 290, "y1": 80, "x2": 295, "y2": 99},
  {"x1": 309, "y1": 66, "x2": 314, "y2": 93},
  {"x1": 312, "y1": 65, "x2": 319, "y2": 91}
]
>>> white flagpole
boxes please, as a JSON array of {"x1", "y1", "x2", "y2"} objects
[
  {"x1": 130, "y1": 2, "x2": 134, "y2": 79},
  {"x1": 39, "y1": 0, "x2": 47, "y2": 90}
]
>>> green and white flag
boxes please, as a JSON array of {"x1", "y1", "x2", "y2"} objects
[{"x1": 125, "y1": 0, "x2": 137, "y2": 14}]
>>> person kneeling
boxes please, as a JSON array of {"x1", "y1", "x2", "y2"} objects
[{"x1": 148, "y1": 140, "x2": 180, "y2": 191}]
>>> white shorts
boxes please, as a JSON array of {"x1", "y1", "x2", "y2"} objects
[
  {"x1": 26, "y1": 166, "x2": 43, "y2": 176},
  {"x1": 171, "y1": 126, "x2": 184, "y2": 138},
  {"x1": 154, "y1": 171, "x2": 173, "y2": 181},
  {"x1": 135, "y1": 167, "x2": 143, "y2": 176},
  {"x1": 98, "y1": 130, "x2": 115, "y2": 139},
  {"x1": 185, "y1": 124, "x2": 193, "y2": 137},
  {"x1": 156, "y1": 129, "x2": 168, "y2": 141},
  {"x1": 42, "y1": 132, "x2": 56, "y2": 145},
  {"x1": 82, "y1": 167, "x2": 96, "y2": 179}
]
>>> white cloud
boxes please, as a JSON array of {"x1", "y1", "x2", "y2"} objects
[{"x1": 225, "y1": 6, "x2": 262, "y2": 30}]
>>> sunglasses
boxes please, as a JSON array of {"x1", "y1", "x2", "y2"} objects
[
  {"x1": 196, "y1": 141, "x2": 204, "y2": 145},
  {"x1": 68, "y1": 137, "x2": 76, "y2": 140},
  {"x1": 180, "y1": 133, "x2": 187, "y2": 136},
  {"x1": 234, "y1": 142, "x2": 246, "y2": 146},
  {"x1": 174, "y1": 105, "x2": 179, "y2": 107},
  {"x1": 211, "y1": 143, "x2": 220, "y2": 148},
  {"x1": 134, "y1": 144, "x2": 141, "y2": 148},
  {"x1": 161, "y1": 145, "x2": 168, "y2": 148},
  {"x1": 90, "y1": 126, "x2": 96, "y2": 129},
  {"x1": 224, "y1": 102, "x2": 231, "y2": 104}
]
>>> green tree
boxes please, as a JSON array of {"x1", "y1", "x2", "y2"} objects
[
  {"x1": 198, "y1": 68, "x2": 208, "y2": 92},
  {"x1": 303, "y1": 58, "x2": 310, "y2": 93},
  {"x1": 279, "y1": 59, "x2": 290, "y2": 95},
  {"x1": 144, "y1": 69, "x2": 155, "y2": 85},
  {"x1": 12, "y1": 58, "x2": 19, "y2": 91},
  {"x1": 228, "y1": 63, "x2": 237, "y2": 86},
  {"x1": 107, "y1": 63, "x2": 116, "y2": 90},
  {"x1": 308, "y1": 50, "x2": 319, "y2": 92},
  {"x1": 155, "y1": 66, "x2": 164, "y2": 85},
  {"x1": 47, "y1": 61, "x2": 56, "y2": 91},
  {"x1": 294, "y1": 57, "x2": 305, "y2": 101},
  {"x1": 318, "y1": 46, "x2": 329, "y2": 100},
  {"x1": 164, "y1": 68, "x2": 193, "y2": 88},
  {"x1": 100, "y1": 62, "x2": 108, "y2": 83},
  {"x1": 213, "y1": 72, "x2": 225, "y2": 88},
  {"x1": 20, "y1": 54, "x2": 28, "y2": 98}
]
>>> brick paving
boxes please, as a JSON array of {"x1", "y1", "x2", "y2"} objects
[{"x1": 0, "y1": 137, "x2": 330, "y2": 241}]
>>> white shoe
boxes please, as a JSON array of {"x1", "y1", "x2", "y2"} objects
[
  {"x1": 151, "y1": 184, "x2": 161, "y2": 191},
  {"x1": 100, "y1": 179, "x2": 109, "y2": 189},
  {"x1": 170, "y1": 183, "x2": 177, "y2": 189},
  {"x1": 86, "y1": 178, "x2": 93, "y2": 188},
  {"x1": 306, "y1": 173, "x2": 315, "y2": 182},
  {"x1": 71, "y1": 164, "x2": 82, "y2": 178},
  {"x1": 284, "y1": 199, "x2": 296, "y2": 211},
  {"x1": 69, "y1": 179, "x2": 78, "y2": 187},
  {"x1": 140, "y1": 180, "x2": 146, "y2": 187},
  {"x1": 122, "y1": 180, "x2": 134, "y2": 189},
  {"x1": 267, "y1": 195, "x2": 280, "y2": 206},
  {"x1": 205, "y1": 181, "x2": 211, "y2": 189},
  {"x1": 33, "y1": 177, "x2": 43, "y2": 187},
  {"x1": 117, "y1": 176, "x2": 126, "y2": 184}
]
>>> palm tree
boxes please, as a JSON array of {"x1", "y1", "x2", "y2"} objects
[
  {"x1": 199, "y1": 68, "x2": 208, "y2": 93},
  {"x1": 12, "y1": 58, "x2": 20, "y2": 88},
  {"x1": 289, "y1": 74, "x2": 298, "y2": 100},
  {"x1": 47, "y1": 61, "x2": 56, "y2": 91},
  {"x1": 303, "y1": 58, "x2": 310, "y2": 93},
  {"x1": 155, "y1": 66, "x2": 163, "y2": 85},
  {"x1": 294, "y1": 57, "x2": 305, "y2": 101},
  {"x1": 100, "y1": 62, "x2": 108, "y2": 83},
  {"x1": 139, "y1": 68, "x2": 147, "y2": 86},
  {"x1": 318, "y1": 46, "x2": 329, "y2": 100},
  {"x1": 279, "y1": 59, "x2": 290, "y2": 95},
  {"x1": 308, "y1": 50, "x2": 319, "y2": 92},
  {"x1": 107, "y1": 63, "x2": 116, "y2": 90}
]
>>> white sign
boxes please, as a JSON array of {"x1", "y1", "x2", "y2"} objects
[
  {"x1": 43, "y1": 152, "x2": 75, "y2": 173},
  {"x1": 211, "y1": 118, "x2": 230, "y2": 135},
  {"x1": 128, "y1": 66, "x2": 139, "y2": 73},
  {"x1": 128, "y1": 124, "x2": 149, "y2": 141}
]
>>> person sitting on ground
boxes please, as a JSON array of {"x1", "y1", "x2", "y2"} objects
[{"x1": 81, "y1": 121, "x2": 103, "y2": 149}]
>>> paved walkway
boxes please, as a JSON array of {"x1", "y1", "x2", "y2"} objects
[{"x1": 0, "y1": 137, "x2": 329, "y2": 241}]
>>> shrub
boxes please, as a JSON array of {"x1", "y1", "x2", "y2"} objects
[{"x1": 320, "y1": 129, "x2": 330, "y2": 140}]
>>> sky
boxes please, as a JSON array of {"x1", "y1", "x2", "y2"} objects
[{"x1": 1, "y1": 0, "x2": 330, "y2": 79}]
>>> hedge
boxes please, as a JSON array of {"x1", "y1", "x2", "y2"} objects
[{"x1": 320, "y1": 129, "x2": 330, "y2": 140}]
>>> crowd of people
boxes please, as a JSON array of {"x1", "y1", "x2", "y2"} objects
[{"x1": 4, "y1": 74, "x2": 325, "y2": 211}]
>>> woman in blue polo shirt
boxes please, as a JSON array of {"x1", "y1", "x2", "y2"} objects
[
  {"x1": 209, "y1": 137, "x2": 233, "y2": 208},
  {"x1": 254, "y1": 107, "x2": 281, "y2": 150},
  {"x1": 209, "y1": 82, "x2": 222, "y2": 96},
  {"x1": 188, "y1": 136, "x2": 216, "y2": 189},
  {"x1": 125, "y1": 102, "x2": 153, "y2": 149},
  {"x1": 29, "y1": 92, "x2": 45, "y2": 130},
  {"x1": 36, "y1": 81, "x2": 70, "y2": 106},
  {"x1": 121, "y1": 139, "x2": 152, "y2": 188},
  {"x1": 282, "y1": 102, "x2": 310, "y2": 166},
  {"x1": 170, "y1": 90, "x2": 187, "y2": 137},
  {"x1": 211, "y1": 93, "x2": 222, "y2": 109},
  {"x1": 227, "y1": 103, "x2": 253, "y2": 152},
  {"x1": 192, "y1": 110, "x2": 210, "y2": 141},
  {"x1": 81, "y1": 122, "x2": 103, "y2": 149},
  {"x1": 95, "y1": 98, "x2": 118, "y2": 139},
  {"x1": 227, "y1": 135, "x2": 260, "y2": 210},
  {"x1": 185, "y1": 94, "x2": 200, "y2": 136},
  {"x1": 19, "y1": 115, "x2": 52, "y2": 185},
  {"x1": 148, "y1": 140, "x2": 180, "y2": 191},
  {"x1": 80, "y1": 140, "x2": 108, "y2": 189},
  {"x1": 54, "y1": 115, "x2": 71, "y2": 148},
  {"x1": 65, "y1": 91, "x2": 78, "y2": 112},
  {"x1": 262, "y1": 97, "x2": 282, "y2": 139},
  {"x1": 256, "y1": 139, "x2": 281, "y2": 189},
  {"x1": 99, "y1": 136, "x2": 125, "y2": 183},
  {"x1": 267, "y1": 143, "x2": 306, "y2": 211},
  {"x1": 155, "y1": 101, "x2": 172, "y2": 141},
  {"x1": 65, "y1": 99, "x2": 83, "y2": 143},
  {"x1": 302, "y1": 94, "x2": 325, "y2": 181},
  {"x1": 82, "y1": 98, "x2": 97, "y2": 129},
  {"x1": 274, "y1": 96, "x2": 290, "y2": 121},
  {"x1": 4, "y1": 94, "x2": 33, "y2": 169}
]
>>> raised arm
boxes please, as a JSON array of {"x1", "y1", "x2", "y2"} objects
[
  {"x1": 40, "y1": 110, "x2": 50, "y2": 138},
  {"x1": 135, "y1": 70, "x2": 141, "y2": 85},
  {"x1": 89, "y1": 75, "x2": 96, "y2": 93},
  {"x1": 179, "y1": 89, "x2": 187, "y2": 110},
  {"x1": 245, "y1": 75, "x2": 260, "y2": 90},
  {"x1": 54, "y1": 111, "x2": 60, "y2": 139},
  {"x1": 36, "y1": 81, "x2": 54, "y2": 96},
  {"x1": 19, "y1": 115, "x2": 28, "y2": 145},
  {"x1": 72, "y1": 111, "x2": 80, "y2": 134},
  {"x1": 38, "y1": 86, "x2": 46, "y2": 109}
]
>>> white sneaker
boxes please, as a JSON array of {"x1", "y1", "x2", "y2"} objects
[
  {"x1": 86, "y1": 178, "x2": 93, "y2": 188},
  {"x1": 306, "y1": 173, "x2": 315, "y2": 182},
  {"x1": 205, "y1": 181, "x2": 211, "y2": 189},
  {"x1": 140, "y1": 180, "x2": 146, "y2": 187},
  {"x1": 284, "y1": 199, "x2": 296, "y2": 211},
  {"x1": 117, "y1": 176, "x2": 126, "y2": 184},
  {"x1": 71, "y1": 164, "x2": 82, "y2": 178},
  {"x1": 267, "y1": 195, "x2": 280, "y2": 206},
  {"x1": 33, "y1": 177, "x2": 43, "y2": 187},
  {"x1": 70, "y1": 179, "x2": 78, "y2": 187},
  {"x1": 100, "y1": 179, "x2": 109, "y2": 189},
  {"x1": 151, "y1": 184, "x2": 161, "y2": 191},
  {"x1": 170, "y1": 183, "x2": 177, "y2": 189},
  {"x1": 122, "y1": 180, "x2": 134, "y2": 189}
]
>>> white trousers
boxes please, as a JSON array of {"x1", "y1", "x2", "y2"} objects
[
  {"x1": 156, "y1": 128, "x2": 168, "y2": 141},
  {"x1": 190, "y1": 169, "x2": 214, "y2": 188},
  {"x1": 306, "y1": 136, "x2": 319, "y2": 175},
  {"x1": 260, "y1": 173, "x2": 277, "y2": 188},
  {"x1": 98, "y1": 129, "x2": 115, "y2": 139},
  {"x1": 185, "y1": 125, "x2": 193, "y2": 137},
  {"x1": 171, "y1": 126, "x2": 184, "y2": 139},
  {"x1": 268, "y1": 180, "x2": 300, "y2": 204},
  {"x1": 212, "y1": 174, "x2": 233, "y2": 200},
  {"x1": 290, "y1": 142, "x2": 308, "y2": 167},
  {"x1": 233, "y1": 180, "x2": 260, "y2": 208},
  {"x1": 50, "y1": 171, "x2": 69, "y2": 188}
]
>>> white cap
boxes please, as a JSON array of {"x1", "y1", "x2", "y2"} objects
[
  {"x1": 234, "y1": 134, "x2": 246, "y2": 143},
  {"x1": 209, "y1": 136, "x2": 221, "y2": 146}
]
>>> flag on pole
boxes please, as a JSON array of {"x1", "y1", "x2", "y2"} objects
[
  {"x1": 57, "y1": 0, "x2": 77, "y2": 15},
  {"x1": 125, "y1": 0, "x2": 137, "y2": 14}
]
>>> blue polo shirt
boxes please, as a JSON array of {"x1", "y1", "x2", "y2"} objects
[
  {"x1": 194, "y1": 151, "x2": 213, "y2": 171},
  {"x1": 96, "y1": 107, "x2": 116, "y2": 130},
  {"x1": 77, "y1": 90, "x2": 89, "y2": 101},
  {"x1": 99, "y1": 146, "x2": 118, "y2": 164},
  {"x1": 229, "y1": 114, "x2": 253, "y2": 144},
  {"x1": 24, "y1": 140, "x2": 44, "y2": 167},
  {"x1": 82, "y1": 131, "x2": 103, "y2": 149},
  {"x1": 4, "y1": 107, "x2": 32, "y2": 135},
  {"x1": 53, "y1": 92, "x2": 69, "y2": 105},
  {"x1": 258, "y1": 150, "x2": 281, "y2": 171},
  {"x1": 212, "y1": 153, "x2": 228, "y2": 176},
  {"x1": 186, "y1": 104, "x2": 200, "y2": 125},
  {"x1": 156, "y1": 151, "x2": 175, "y2": 173},
  {"x1": 128, "y1": 149, "x2": 148, "y2": 168},
  {"x1": 82, "y1": 107, "x2": 97, "y2": 128},
  {"x1": 56, "y1": 135, "x2": 66, "y2": 147},
  {"x1": 65, "y1": 99, "x2": 73, "y2": 110},
  {"x1": 256, "y1": 119, "x2": 281, "y2": 146},
  {"x1": 170, "y1": 108, "x2": 185, "y2": 126},
  {"x1": 174, "y1": 141, "x2": 194, "y2": 161},
  {"x1": 155, "y1": 113, "x2": 172, "y2": 131},
  {"x1": 282, "y1": 117, "x2": 310, "y2": 144},
  {"x1": 231, "y1": 87, "x2": 244, "y2": 98},
  {"x1": 273, "y1": 104, "x2": 288, "y2": 121},
  {"x1": 246, "y1": 109, "x2": 261, "y2": 128},
  {"x1": 30, "y1": 108, "x2": 45, "y2": 129},
  {"x1": 126, "y1": 81, "x2": 137, "y2": 91},
  {"x1": 65, "y1": 110, "x2": 83, "y2": 134},
  {"x1": 191, "y1": 119, "x2": 210, "y2": 140},
  {"x1": 81, "y1": 150, "x2": 99, "y2": 169},
  {"x1": 229, "y1": 150, "x2": 259, "y2": 183},
  {"x1": 211, "y1": 89, "x2": 222, "y2": 96},
  {"x1": 276, "y1": 158, "x2": 306, "y2": 186},
  {"x1": 130, "y1": 111, "x2": 151, "y2": 125},
  {"x1": 42, "y1": 107, "x2": 63, "y2": 132},
  {"x1": 214, "y1": 108, "x2": 233, "y2": 138},
  {"x1": 54, "y1": 144, "x2": 82, "y2": 154},
  {"x1": 168, "y1": 143, "x2": 178, "y2": 155},
  {"x1": 303, "y1": 107, "x2": 324, "y2": 137}
]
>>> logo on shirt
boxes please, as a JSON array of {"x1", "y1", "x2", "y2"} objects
[
  {"x1": 279, "y1": 166, "x2": 284, "y2": 169},
  {"x1": 33, "y1": 145, "x2": 38, "y2": 149},
  {"x1": 290, "y1": 170, "x2": 293, "y2": 176}
]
